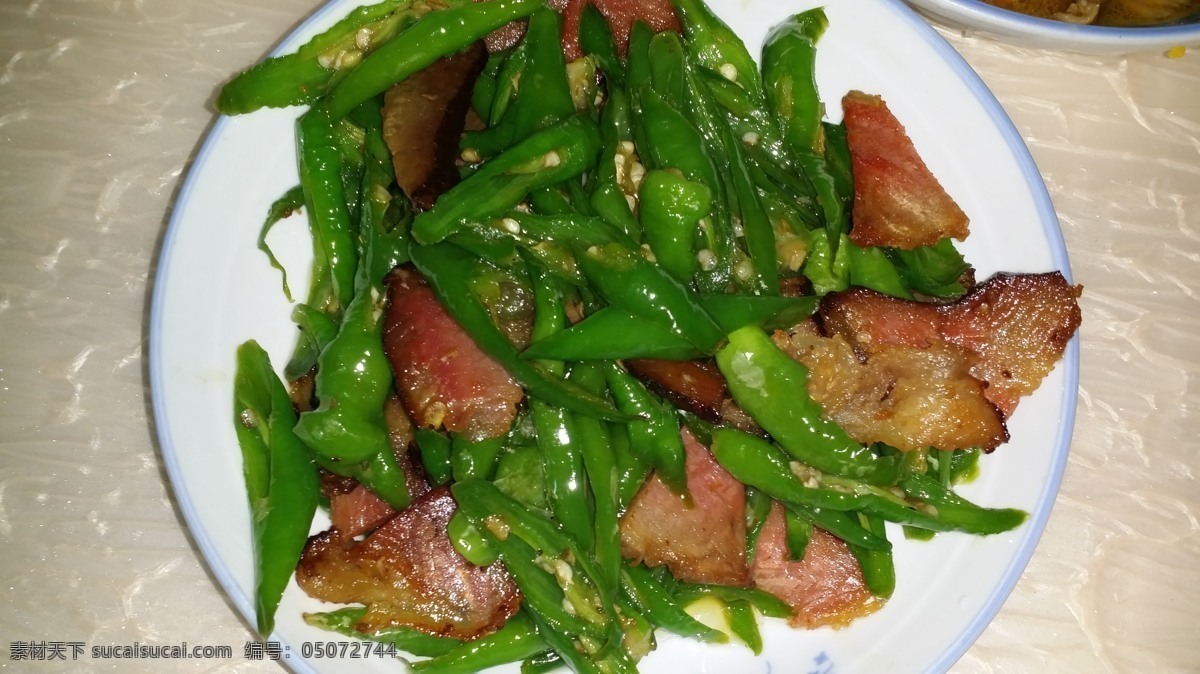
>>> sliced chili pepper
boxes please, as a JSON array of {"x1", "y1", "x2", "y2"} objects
[
  {"x1": 232, "y1": 340, "x2": 320, "y2": 636},
  {"x1": 217, "y1": 0, "x2": 430, "y2": 114},
  {"x1": 716, "y1": 325, "x2": 902, "y2": 484},
  {"x1": 463, "y1": 7, "x2": 576, "y2": 158},
  {"x1": 326, "y1": 0, "x2": 543, "y2": 119},
  {"x1": 575, "y1": 241, "x2": 724, "y2": 353},
  {"x1": 412, "y1": 115, "x2": 603, "y2": 244},
  {"x1": 521, "y1": 307, "x2": 702, "y2": 362}
]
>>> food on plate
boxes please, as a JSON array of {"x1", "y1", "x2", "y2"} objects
[
  {"x1": 979, "y1": 0, "x2": 1200, "y2": 26},
  {"x1": 223, "y1": 0, "x2": 1080, "y2": 669}
]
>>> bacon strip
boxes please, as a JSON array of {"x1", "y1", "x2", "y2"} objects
[
  {"x1": 383, "y1": 266, "x2": 524, "y2": 442},
  {"x1": 296, "y1": 487, "x2": 520, "y2": 639},
  {"x1": 619, "y1": 429, "x2": 750, "y2": 586},
  {"x1": 751, "y1": 504, "x2": 881, "y2": 629}
]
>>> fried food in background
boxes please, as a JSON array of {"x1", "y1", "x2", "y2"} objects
[{"x1": 981, "y1": 0, "x2": 1200, "y2": 25}]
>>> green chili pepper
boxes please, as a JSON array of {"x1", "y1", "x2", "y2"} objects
[
  {"x1": 590, "y1": 87, "x2": 641, "y2": 240},
  {"x1": 487, "y1": 40, "x2": 529, "y2": 125},
  {"x1": 610, "y1": 420, "x2": 650, "y2": 511},
  {"x1": 448, "y1": 509, "x2": 500, "y2": 567},
  {"x1": 724, "y1": 599, "x2": 762, "y2": 654},
  {"x1": 217, "y1": 0, "x2": 431, "y2": 114},
  {"x1": 471, "y1": 47, "x2": 510, "y2": 123},
  {"x1": 493, "y1": 442, "x2": 547, "y2": 509},
  {"x1": 648, "y1": 31, "x2": 688, "y2": 110},
  {"x1": 578, "y1": 2, "x2": 624, "y2": 87},
  {"x1": 410, "y1": 241, "x2": 629, "y2": 421},
  {"x1": 233, "y1": 341, "x2": 321, "y2": 636},
  {"x1": 412, "y1": 115, "x2": 603, "y2": 244},
  {"x1": 885, "y1": 238, "x2": 972, "y2": 299},
  {"x1": 670, "y1": 0, "x2": 764, "y2": 102},
  {"x1": 710, "y1": 427, "x2": 1025, "y2": 535},
  {"x1": 635, "y1": 85, "x2": 735, "y2": 292},
  {"x1": 284, "y1": 303, "x2": 340, "y2": 381},
  {"x1": 605, "y1": 362, "x2": 689, "y2": 497},
  {"x1": 700, "y1": 293, "x2": 818, "y2": 333},
  {"x1": 901, "y1": 473, "x2": 1027, "y2": 534},
  {"x1": 521, "y1": 307, "x2": 702, "y2": 362},
  {"x1": 715, "y1": 107, "x2": 779, "y2": 295},
  {"x1": 326, "y1": 0, "x2": 543, "y2": 119},
  {"x1": 412, "y1": 612, "x2": 546, "y2": 674},
  {"x1": 784, "y1": 506, "x2": 813, "y2": 561},
  {"x1": 761, "y1": 9, "x2": 847, "y2": 238},
  {"x1": 671, "y1": 582, "x2": 793, "y2": 620},
  {"x1": 463, "y1": 7, "x2": 576, "y2": 157},
  {"x1": 745, "y1": 488, "x2": 773, "y2": 561},
  {"x1": 716, "y1": 325, "x2": 902, "y2": 484},
  {"x1": 303, "y1": 606, "x2": 464, "y2": 657},
  {"x1": 568, "y1": 361, "x2": 622, "y2": 596},
  {"x1": 788, "y1": 504, "x2": 891, "y2": 551},
  {"x1": 848, "y1": 512, "x2": 895, "y2": 598},
  {"x1": 295, "y1": 198, "x2": 402, "y2": 476},
  {"x1": 413, "y1": 428, "x2": 452, "y2": 487},
  {"x1": 526, "y1": 265, "x2": 595, "y2": 550},
  {"x1": 621, "y1": 564, "x2": 728, "y2": 644},
  {"x1": 802, "y1": 228, "x2": 850, "y2": 294},
  {"x1": 821, "y1": 120, "x2": 854, "y2": 212},
  {"x1": 257, "y1": 185, "x2": 306, "y2": 302},
  {"x1": 846, "y1": 240, "x2": 913, "y2": 300},
  {"x1": 296, "y1": 101, "x2": 359, "y2": 316},
  {"x1": 575, "y1": 242, "x2": 725, "y2": 353},
  {"x1": 521, "y1": 650, "x2": 565, "y2": 674},
  {"x1": 452, "y1": 480, "x2": 630, "y2": 671},
  {"x1": 639, "y1": 169, "x2": 711, "y2": 285},
  {"x1": 450, "y1": 433, "x2": 505, "y2": 481}
]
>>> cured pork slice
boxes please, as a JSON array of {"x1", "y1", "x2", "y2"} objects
[
  {"x1": 776, "y1": 272, "x2": 1079, "y2": 451},
  {"x1": 619, "y1": 429, "x2": 751, "y2": 586},
  {"x1": 561, "y1": 0, "x2": 681, "y2": 60},
  {"x1": 843, "y1": 91, "x2": 969, "y2": 250},
  {"x1": 296, "y1": 487, "x2": 520, "y2": 639},
  {"x1": 382, "y1": 45, "x2": 487, "y2": 211},
  {"x1": 383, "y1": 266, "x2": 523, "y2": 442},
  {"x1": 938, "y1": 272, "x2": 1082, "y2": 416},
  {"x1": 751, "y1": 504, "x2": 880, "y2": 629}
]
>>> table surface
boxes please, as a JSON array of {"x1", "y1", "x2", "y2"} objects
[{"x1": 1, "y1": 0, "x2": 1197, "y2": 672}]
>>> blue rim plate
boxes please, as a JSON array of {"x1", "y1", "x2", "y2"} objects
[
  {"x1": 150, "y1": 0, "x2": 1079, "y2": 672},
  {"x1": 906, "y1": 0, "x2": 1200, "y2": 52}
]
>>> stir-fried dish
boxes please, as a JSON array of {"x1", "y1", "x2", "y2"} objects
[{"x1": 225, "y1": 0, "x2": 1082, "y2": 671}]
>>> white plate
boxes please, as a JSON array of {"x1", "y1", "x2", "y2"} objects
[
  {"x1": 151, "y1": 0, "x2": 1079, "y2": 672},
  {"x1": 906, "y1": 0, "x2": 1200, "y2": 52}
]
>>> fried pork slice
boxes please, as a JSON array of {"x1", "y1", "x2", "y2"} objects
[
  {"x1": 296, "y1": 487, "x2": 520, "y2": 639},
  {"x1": 751, "y1": 504, "x2": 881, "y2": 629},
  {"x1": 620, "y1": 429, "x2": 751, "y2": 587},
  {"x1": 382, "y1": 44, "x2": 487, "y2": 211},
  {"x1": 776, "y1": 328, "x2": 1009, "y2": 452},
  {"x1": 383, "y1": 266, "x2": 523, "y2": 442},
  {"x1": 821, "y1": 273, "x2": 1082, "y2": 417},
  {"x1": 939, "y1": 272, "x2": 1082, "y2": 416},
  {"x1": 842, "y1": 91, "x2": 969, "y2": 250}
]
